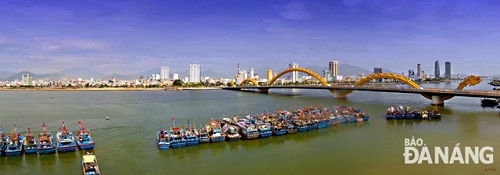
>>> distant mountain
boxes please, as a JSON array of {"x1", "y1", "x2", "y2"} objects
[
  {"x1": 134, "y1": 68, "x2": 158, "y2": 78},
  {"x1": 4, "y1": 71, "x2": 36, "y2": 81},
  {"x1": 201, "y1": 69, "x2": 221, "y2": 78},
  {"x1": 0, "y1": 71, "x2": 15, "y2": 79},
  {"x1": 338, "y1": 64, "x2": 372, "y2": 76},
  {"x1": 101, "y1": 73, "x2": 137, "y2": 81},
  {"x1": 38, "y1": 73, "x2": 65, "y2": 81},
  {"x1": 60, "y1": 68, "x2": 104, "y2": 79}
]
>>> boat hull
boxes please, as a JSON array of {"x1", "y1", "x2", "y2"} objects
[
  {"x1": 241, "y1": 132, "x2": 259, "y2": 140},
  {"x1": 186, "y1": 137, "x2": 199, "y2": 146},
  {"x1": 317, "y1": 121, "x2": 328, "y2": 129},
  {"x1": 386, "y1": 114, "x2": 396, "y2": 120},
  {"x1": 210, "y1": 136, "x2": 224, "y2": 143},
  {"x1": 38, "y1": 148, "x2": 56, "y2": 154},
  {"x1": 5, "y1": 150, "x2": 22, "y2": 156},
  {"x1": 25, "y1": 147, "x2": 38, "y2": 154},
  {"x1": 58, "y1": 145, "x2": 77, "y2": 153},
  {"x1": 272, "y1": 129, "x2": 287, "y2": 136},
  {"x1": 198, "y1": 136, "x2": 210, "y2": 143},
  {"x1": 258, "y1": 130, "x2": 272, "y2": 138},
  {"x1": 157, "y1": 143, "x2": 170, "y2": 150},
  {"x1": 77, "y1": 142, "x2": 95, "y2": 150}
]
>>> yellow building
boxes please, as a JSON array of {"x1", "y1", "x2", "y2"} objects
[{"x1": 267, "y1": 69, "x2": 273, "y2": 81}]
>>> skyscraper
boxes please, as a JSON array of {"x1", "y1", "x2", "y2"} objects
[
  {"x1": 329, "y1": 61, "x2": 338, "y2": 78},
  {"x1": 249, "y1": 68, "x2": 254, "y2": 79},
  {"x1": 434, "y1": 61, "x2": 440, "y2": 78},
  {"x1": 444, "y1": 61, "x2": 451, "y2": 79},
  {"x1": 417, "y1": 64, "x2": 423, "y2": 80},
  {"x1": 187, "y1": 64, "x2": 200, "y2": 83},
  {"x1": 374, "y1": 67, "x2": 382, "y2": 82},
  {"x1": 173, "y1": 73, "x2": 179, "y2": 80},
  {"x1": 160, "y1": 66, "x2": 169, "y2": 80},
  {"x1": 267, "y1": 69, "x2": 273, "y2": 81},
  {"x1": 289, "y1": 62, "x2": 298, "y2": 82},
  {"x1": 22, "y1": 74, "x2": 32, "y2": 86}
]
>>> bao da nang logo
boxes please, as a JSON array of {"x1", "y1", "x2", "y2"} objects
[{"x1": 403, "y1": 137, "x2": 494, "y2": 164}]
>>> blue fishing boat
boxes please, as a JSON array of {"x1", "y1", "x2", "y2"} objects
[
  {"x1": 76, "y1": 121, "x2": 95, "y2": 150},
  {"x1": 198, "y1": 127, "x2": 210, "y2": 143},
  {"x1": 156, "y1": 130, "x2": 171, "y2": 150},
  {"x1": 317, "y1": 119, "x2": 328, "y2": 129},
  {"x1": 346, "y1": 116, "x2": 357, "y2": 123},
  {"x1": 337, "y1": 116, "x2": 347, "y2": 124},
  {"x1": 427, "y1": 110, "x2": 442, "y2": 119},
  {"x1": 170, "y1": 127, "x2": 187, "y2": 148},
  {"x1": 5, "y1": 126, "x2": 24, "y2": 156},
  {"x1": 395, "y1": 112, "x2": 405, "y2": 120},
  {"x1": 386, "y1": 114, "x2": 396, "y2": 120},
  {"x1": 293, "y1": 120, "x2": 308, "y2": 133},
  {"x1": 24, "y1": 127, "x2": 37, "y2": 154},
  {"x1": 0, "y1": 128, "x2": 6, "y2": 157},
  {"x1": 413, "y1": 111, "x2": 423, "y2": 119},
  {"x1": 256, "y1": 121, "x2": 272, "y2": 138},
  {"x1": 362, "y1": 114, "x2": 370, "y2": 121},
  {"x1": 82, "y1": 152, "x2": 101, "y2": 175},
  {"x1": 236, "y1": 118, "x2": 260, "y2": 140},
  {"x1": 56, "y1": 122, "x2": 77, "y2": 153},
  {"x1": 271, "y1": 122, "x2": 287, "y2": 136},
  {"x1": 37, "y1": 122, "x2": 56, "y2": 154},
  {"x1": 184, "y1": 121, "x2": 199, "y2": 146},
  {"x1": 206, "y1": 119, "x2": 225, "y2": 143}
]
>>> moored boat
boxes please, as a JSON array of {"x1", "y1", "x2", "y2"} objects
[
  {"x1": 256, "y1": 121, "x2": 272, "y2": 138},
  {"x1": 184, "y1": 120, "x2": 199, "y2": 146},
  {"x1": 206, "y1": 118, "x2": 225, "y2": 143},
  {"x1": 82, "y1": 152, "x2": 101, "y2": 175},
  {"x1": 224, "y1": 124, "x2": 241, "y2": 141},
  {"x1": 271, "y1": 122, "x2": 287, "y2": 136},
  {"x1": 56, "y1": 122, "x2": 77, "y2": 153},
  {"x1": 76, "y1": 121, "x2": 95, "y2": 150},
  {"x1": 24, "y1": 127, "x2": 37, "y2": 154},
  {"x1": 37, "y1": 122, "x2": 56, "y2": 155},
  {"x1": 157, "y1": 130, "x2": 171, "y2": 149},
  {"x1": 5, "y1": 126, "x2": 24, "y2": 156},
  {"x1": 198, "y1": 127, "x2": 210, "y2": 143},
  {"x1": 0, "y1": 128, "x2": 7, "y2": 156}
]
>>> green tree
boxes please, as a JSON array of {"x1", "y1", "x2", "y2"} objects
[{"x1": 173, "y1": 79, "x2": 183, "y2": 86}]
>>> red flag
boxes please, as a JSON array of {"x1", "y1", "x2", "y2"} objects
[
  {"x1": 172, "y1": 117, "x2": 175, "y2": 121},
  {"x1": 28, "y1": 127, "x2": 31, "y2": 133},
  {"x1": 42, "y1": 122, "x2": 46, "y2": 127}
]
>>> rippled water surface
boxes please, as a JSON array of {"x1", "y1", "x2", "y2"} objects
[{"x1": 1, "y1": 81, "x2": 499, "y2": 175}]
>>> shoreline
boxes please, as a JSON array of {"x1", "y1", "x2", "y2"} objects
[{"x1": 0, "y1": 87, "x2": 221, "y2": 91}]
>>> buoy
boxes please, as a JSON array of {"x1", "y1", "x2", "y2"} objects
[{"x1": 105, "y1": 116, "x2": 110, "y2": 120}]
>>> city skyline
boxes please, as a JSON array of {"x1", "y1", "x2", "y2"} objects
[{"x1": 1, "y1": 1, "x2": 500, "y2": 76}]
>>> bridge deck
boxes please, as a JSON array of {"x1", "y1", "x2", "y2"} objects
[{"x1": 222, "y1": 85, "x2": 500, "y2": 98}]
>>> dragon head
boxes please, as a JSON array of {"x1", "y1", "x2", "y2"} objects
[{"x1": 464, "y1": 75, "x2": 481, "y2": 86}]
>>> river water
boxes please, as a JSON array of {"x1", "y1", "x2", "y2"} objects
[{"x1": 1, "y1": 81, "x2": 499, "y2": 175}]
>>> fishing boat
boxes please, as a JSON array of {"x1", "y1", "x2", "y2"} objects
[
  {"x1": 427, "y1": 110, "x2": 442, "y2": 119},
  {"x1": 169, "y1": 117, "x2": 186, "y2": 148},
  {"x1": 271, "y1": 122, "x2": 287, "y2": 136},
  {"x1": 345, "y1": 115, "x2": 357, "y2": 123},
  {"x1": 206, "y1": 118, "x2": 225, "y2": 143},
  {"x1": 236, "y1": 117, "x2": 259, "y2": 140},
  {"x1": 156, "y1": 129, "x2": 171, "y2": 150},
  {"x1": 82, "y1": 152, "x2": 101, "y2": 175},
  {"x1": 37, "y1": 122, "x2": 56, "y2": 154},
  {"x1": 5, "y1": 126, "x2": 25, "y2": 156},
  {"x1": 284, "y1": 123, "x2": 298, "y2": 134},
  {"x1": 184, "y1": 120, "x2": 199, "y2": 146},
  {"x1": 413, "y1": 111, "x2": 423, "y2": 119},
  {"x1": 24, "y1": 127, "x2": 37, "y2": 154},
  {"x1": 317, "y1": 119, "x2": 329, "y2": 128},
  {"x1": 386, "y1": 113, "x2": 396, "y2": 120},
  {"x1": 255, "y1": 121, "x2": 272, "y2": 138},
  {"x1": 76, "y1": 121, "x2": 95, "y2": 150},
  {"x1": 221, "y1": 124, "x2": 239, "y2": 141},
  {"x1": 198, "y1": 127, "x2": 210, "y2": 143},
  {"x1": 0, "y1": 128, "x2": 6, "y2": 157},
  {"x1": 481, "y1": 98, "x2": 499, "y2": 108},
  {"x1": 56, "y1": 122, "x2": 77, "y2": 152},
  {"x1": 395, "y1": 112, "x2": 405, "y2": 120},
  {"x1": 293, "y1": 120, "x2": 308, "y2": 133}
]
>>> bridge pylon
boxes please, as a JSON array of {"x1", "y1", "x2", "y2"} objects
[{"x1": 332, "y1": 90, "x2": 347, "y2": 99}]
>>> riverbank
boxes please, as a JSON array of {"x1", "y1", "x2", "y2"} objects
[{"x1": 0, "y1": 87, "x2": 222, "y2": 91}]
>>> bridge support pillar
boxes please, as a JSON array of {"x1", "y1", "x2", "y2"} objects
[
  {"x1": 332, "y1": 90, "x2": 347, "y2": 99},
  {"x1": 431, "y1": 96, "x2": 444, "y2": 106},
  {"x1": 257, "y1": 88, "x2": 269, "y2": 93}
]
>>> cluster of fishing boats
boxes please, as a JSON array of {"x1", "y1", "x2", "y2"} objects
[
  {"x1": 386, "y1": 106, "x2": 442, "y2": 120},
  {"x1": 0, "y1": 121, "x2": 95, "y2": 157},
  {"x1": 157, "y1": 106, "x2": 369, "y2": 149}
]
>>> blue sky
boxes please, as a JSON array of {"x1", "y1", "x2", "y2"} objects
[{"x1": 1, "y1": 0, "x2": 499, "y2": 76}]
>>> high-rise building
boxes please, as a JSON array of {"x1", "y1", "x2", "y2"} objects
[
  {"x1": 249, "y1": 68, "x2": 254, "y2": 79},
  {"x1": 160, "y1": 66, "x2": 169, "y2": 80},
  {"x1": 444, "y1": 61, "x2": 451, "y2": 79},
  {"x1": 267, "y1": 69, "x2": 273, "y2": 81},
  {"x1": 434, "y1": 61, "x2": 440, "y2": 78},
  {"x1": 173, "y1": 73, "x2": 179, "y2": 80},
  {"x1": 236, "y1": 70, "x2": 247, "y2": 84},
  {"x1": 187, "y1": 64, "x2": 200, "y2": 83},
  {"x1": 22, "y1": 74, "x2": 32, "y2": 86},
  {"x1": 323, "y1": 70, "x2": 331, "y2": 82},
  {"x1": 417, "y1": 64, "x2": 423, "y2": 80},
  {"x1": 374, "y1": 67, "x2": 382, "y2": 82},
  {"x1": 408, "y1": 70, "x2": 415, "y2": 80},
  {"x1": 329, "y1": 61, "x2": 338, "y2": 78},
  {"x1": 289, "y1": 62, "x2": 298, "y2": 82}
]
